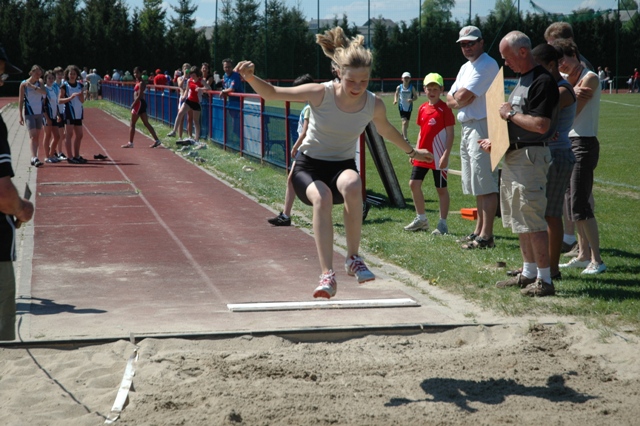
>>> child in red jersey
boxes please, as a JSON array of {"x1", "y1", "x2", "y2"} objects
[{"x1": 404, "y1": 73, "x2": 455, "y2": 235}]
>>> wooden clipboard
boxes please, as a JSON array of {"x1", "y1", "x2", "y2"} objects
[{"x1": 486, "y1": 67, "x2": 510, "y2": 171}]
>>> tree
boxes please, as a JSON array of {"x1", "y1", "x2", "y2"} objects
[
  {"x1": 421, "y1": 0, "x2": 455, "y2": 26},
  {"x1": 83, "y1": 0, "x2": 132, "y2": 73},
  {"x1": 139, "y1": 0, "x2": 167, "y2": 67},
  {"x1": 20, "y1": 0, "x2": 50, "y2": 67},
  {"x1": 166, "y1": 0, "x2": 206, "y2": 67},
  {"x1": 0, "y1": 0, "x2": 25, "y2": 71},
  {"x1": 491, "y1": 0, "x2": 519, "y2": 24},
  {"x1": 620, "y1": 0, "x2": 638, "y2": 10}
]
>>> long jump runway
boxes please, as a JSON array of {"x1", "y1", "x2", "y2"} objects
[{"x1": 12, "y1": 108, "x2": 494, "y2": 343}]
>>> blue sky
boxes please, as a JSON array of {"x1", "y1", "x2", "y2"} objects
[{"x1": 125, "y1": 0, "x2": 622, "y2": 27}]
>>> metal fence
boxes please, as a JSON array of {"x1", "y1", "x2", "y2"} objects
[{"x1": 101, "y1": 81, "x2": 303, "y2": 169}]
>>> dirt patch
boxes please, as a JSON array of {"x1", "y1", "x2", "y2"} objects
[{"x1": 2, "y1": 322, "x2": 638, "y2": 425}]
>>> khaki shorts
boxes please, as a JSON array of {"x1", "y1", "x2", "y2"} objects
[
  {"x1": 500, "y1": 147, "x2": 551, "y2": 234},
  {"x1": 460, "y1": 119, "x2": 499, "y2": 196}
]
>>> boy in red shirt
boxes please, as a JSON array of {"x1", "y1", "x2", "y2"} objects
[{"x1": 404, "y1": 73, "x2": 455, "y2": 235}]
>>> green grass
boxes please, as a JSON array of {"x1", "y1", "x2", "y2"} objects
[{"x1": 89, "y1": 93, "x2": 640, "y2": 331}]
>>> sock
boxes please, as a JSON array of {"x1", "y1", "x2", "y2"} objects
[
  {"x1": 417, "y1": 214, "x2": 427, "y2": 221},
  {"x1": 281, "y1": 213, "x2": 290, "y2": 219},
  {"x1": 522, "y1": 262, "x2": 537, "y2": 279},
  {"x1": 563, "y1": 234, "x2": 577, "y2": 245},
  {"x1": 438, "y1": 218, "x2": 447, "y2": 224},
  {"x1": 537, "y1": 267, "x2": 551, "y2": 284}
]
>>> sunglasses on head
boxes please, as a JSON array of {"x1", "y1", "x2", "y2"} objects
[{"x1": 459, "y1": 40, "x2": 478, "y2": 48}]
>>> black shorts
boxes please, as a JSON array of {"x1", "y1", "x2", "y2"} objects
[
  {"x1": 291, "y1": 153, "x2": 358, "y2": 206},
  {"x1": 410, "y1": 166, "x2": 448, "y2": 189},
  {"x1": 184, "y1": 99, "x2": 201, "y2": 111},
  {"x1": 131, "y1": 99, "x2": 147, "y2": 115},
  {"x1": 399, "y1": 109, "x2": 412, "y2": 121}
]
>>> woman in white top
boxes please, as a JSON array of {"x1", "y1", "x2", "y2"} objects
[
  {"x1": 554, "y1": 39, "x2": 606, "y2": 275},
  {"x1": 18, "y1": 65, "x2": 46, "y2": 167},
  {"x1": 42, "y1": 69, "x2": 62, "y2": 163},
  {"x1": 236, "y1": 27, "x2": 433, "y2": 299}
]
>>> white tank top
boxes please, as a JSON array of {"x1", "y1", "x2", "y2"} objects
[
  {"x1": 569, "y1": 69, "x2": 600, "y2": 137},
  {"x1": 300, "y1": 81, "x2": 376, "y2": 161}
]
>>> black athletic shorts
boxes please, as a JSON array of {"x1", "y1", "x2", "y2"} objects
[
  {"x1": 410, "y1": 166, "x2": 448, "y2": 189},
  {"x1": 291, "y1": 153, "x2": 358, "y2": 206},
  {"x1": 184, "y1": 99, "x2": 201, "y2": 111}
]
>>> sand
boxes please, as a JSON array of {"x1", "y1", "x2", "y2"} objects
[{"x1": 1, "y1": 322, "x2": 639, "y2": 425}]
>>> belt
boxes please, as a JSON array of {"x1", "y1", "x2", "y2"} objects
[{"x1": 507, "y1": 142, "x2": 548, "y2": 151}]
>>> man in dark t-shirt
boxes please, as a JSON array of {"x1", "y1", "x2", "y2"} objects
[
  {"x1": 0, "y1": 44, "x2": 35, "y2": 340},
  {"x1": 480, "y1": 31, "x2": 559, "y2": 297}
]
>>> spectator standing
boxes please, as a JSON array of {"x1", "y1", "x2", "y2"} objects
[
  {"x1": 112, "y1": 69, "x2": 120, "y2": 81},
  {"x1": 167, "y1": 63, "x2": 194, "y2": 139},
  {"x1": 235, "y1": 27, "x2": 433, "y2": 299},
  {"x1": 404, "y1": 73, "x2": 454, "y2": 236},
  {"x1": 393, "y1": 72, "x2": 417, "y2": 141},
  {"x1": 633, "y1": 68, "x2": 639, "y2": 93},
  {"x1": 484, "y1": 31, "x2": 559, "y2": 297},
  {"x1": 86, "y1": 68, "x2": 101, "y2": 100},
  {"x1": 52, "y1": 67, "x2": 67, "y2": 160},
  {"x1": 0, "y1": 44, "x2": 35, "y2": 341},
  {"x1": 153, "y1": 68, "x2": 168, "y2": 86},
  {"x1": 446, "y1": 25, "x2": 500, "y2": 249},
  {"x1": 267, "y1": 74, "x2": 315, "y2": 226},
  {"x1": 532, "y1": 43, "x2": 577, "y2": 281},
  {"x1": 554, "y1": 39, "x2": 606, "y2": 275},
  {"x1": 18, "y1": 65, "x2": 47, "y2": 168},
  {"x1": 221, "y1": 58, "x2": 244, "y2": 144}
]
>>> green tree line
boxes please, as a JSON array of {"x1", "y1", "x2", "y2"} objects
[{"x1": 1, "y1": 0, "x2": 638, "y2": 89}]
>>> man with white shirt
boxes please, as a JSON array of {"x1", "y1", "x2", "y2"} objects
[{"x1": 447, "y1": 26, "x2": 500, "y2": 249}]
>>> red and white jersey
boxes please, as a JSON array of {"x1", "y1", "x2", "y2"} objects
[{"x1": 414, "y1": 99, "x2": 455, "y2": 170}]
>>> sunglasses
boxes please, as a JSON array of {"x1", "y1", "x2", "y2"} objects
[{"x1": 459, "y1": 40, "x2": 478, "y2": 48}]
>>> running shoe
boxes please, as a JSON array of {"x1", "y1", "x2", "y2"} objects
[
  {"x1": 267, "y1": 212, "x2": 291, "y2": 226},
  {"x1": 404, "y1": 217, "x2": 429, "y2": 232},
  {"x1": 167, "y1": 130, "x2": 176, "y2": 137},
  {"x1": 57, "y1": 152, "x2": 68, "y2": 160},
  {"x1": 345, "y1": 255, "x2": 375, "y2": 283},
  {"x1": 30, "y1": 158, "x2": 43, "y2": 167},
  {"x1": 76, "y1": 156, "x2": 88, "y2": 164},
  {"x1": 121, "y1": 142, "x2": 134, "y2": 148},
  {"x1": 67, "y1": 157, "x2": 80, "y2": 164},
  {"x1": 313, "y1": 270, "x2": 337, "y2": 299},
  {"x1": 150, "y1": 140, "x2": 162, "y2": 148},
  {"x1": 581, "y1": 262, "x2": 607, "y2": 275},
  {"x1": 431, "y1": 221, "x2": 448, "y2": 235},
  {"x1": 559, "y1": 258, "x2": 590, "y2": 269}
]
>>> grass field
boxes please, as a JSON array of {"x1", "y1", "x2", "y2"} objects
[{"x1": 93, "y1": 91, "x2": 640, "y2": 331}]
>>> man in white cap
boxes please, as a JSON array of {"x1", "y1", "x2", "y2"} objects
[
  {"x1": 446, "y1": 25, "x2": 500, "y2": 249},
  {"x1": 393, "y1": 71, "x2": 418, "y2": 141}
]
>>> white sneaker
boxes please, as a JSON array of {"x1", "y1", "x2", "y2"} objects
[
  {"x1": 404, "y1": 217, "x2": 429, "y2": 232},
  {"x1": 431, "y1": 221, "x2": 448, "y2": 235},
  {"x1": 345, "y1": 255, "x2": 375, "y2": 283},
  {"x1": 313, "y1": 270, "x2": 337, "y2": 299},
  {"x1": 559, "y1": 258, "x2": 591, "y2": 269},
  {"x1": 167, "y1": 130, "x2": 176, "y2": 137},
  {"x1": 581, "y1": 262, "x2": 607, "y2": 275}
]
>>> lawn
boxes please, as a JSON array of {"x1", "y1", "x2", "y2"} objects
[{"x1": 92, "y1": 91, "x2": 640, "y2": 330}]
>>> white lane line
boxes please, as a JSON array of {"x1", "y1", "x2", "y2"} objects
[{"x1": 84, "y1": 124, "x2": 227, "y2": 302}]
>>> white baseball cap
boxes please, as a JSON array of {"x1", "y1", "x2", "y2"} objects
[
  {"x1": 401, "y1": 72, "x2": 411, "y2": 78},
  {"x1": 457, "y1": 26, "x2": 482, "y2": 43}
]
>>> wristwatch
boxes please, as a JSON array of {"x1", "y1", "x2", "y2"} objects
[{"x1": 506, "y1": 110, "x2": 517, "y2": 121}]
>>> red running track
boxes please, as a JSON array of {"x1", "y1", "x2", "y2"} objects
[{"x1": 23, "y1": 108, "x2": 419, "y2": 341}]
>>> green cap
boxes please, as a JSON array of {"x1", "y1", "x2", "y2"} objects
[{"x1": 423, "y1": 73, "x2": 444, "y2": 87}]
